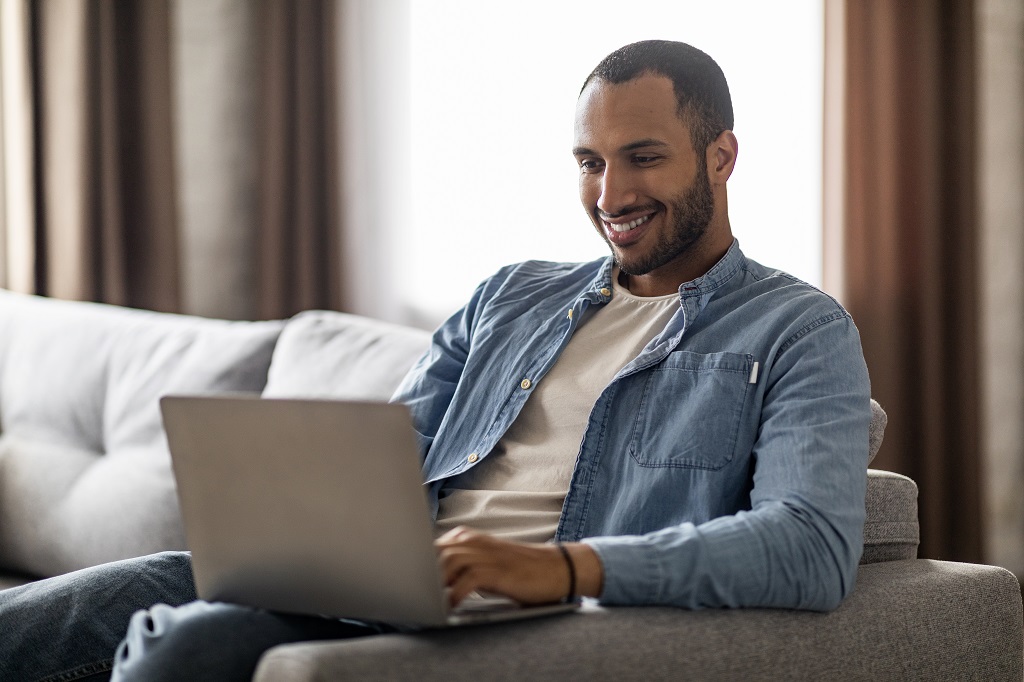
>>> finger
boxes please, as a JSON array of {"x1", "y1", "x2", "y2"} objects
[
  {"x1": 447, "y1": 566, "x2": 495, "y2": 607},
  {"x1": 434, "y1": 525, "x2": 477, "y2": 546},
  {"x1": 437, "y1": 545, "x2": 493, "y2": 587},
  {"x1": 438, "y1": 549, "x2": 470, "y2": 586},
  {"x1": 437, "y1": 543, "x2": 482, "y2": 569}
]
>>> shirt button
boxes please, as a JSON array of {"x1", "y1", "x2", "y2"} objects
[
  {"x1": 467, "y1": 453, "x2": 479, "y2": 464},
  {"x1": 520, "y1": 378, "x2": 532, "y2": 390},
  {"x1": 600, "y1": 287, "x2": 611, "y2": 297}
]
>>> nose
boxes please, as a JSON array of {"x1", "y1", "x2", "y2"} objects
[{"x1": 596, "y1": 165, "x2": 638, "y2": 217}]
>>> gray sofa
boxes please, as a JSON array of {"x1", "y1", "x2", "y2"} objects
[{"x1": 1, "y1": 289, "x2": 1021, "y2": 680}]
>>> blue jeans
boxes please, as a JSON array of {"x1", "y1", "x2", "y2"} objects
[{"x1": 0, "y1": 552, "x2": 385, "y2": 682}]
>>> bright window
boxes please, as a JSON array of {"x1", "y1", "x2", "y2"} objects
[{"x1": 404, "y1": 1, "x2": 823, "y2": 326}]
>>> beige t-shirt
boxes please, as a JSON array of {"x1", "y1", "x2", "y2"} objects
[{"x1": 434, "y1": 269, "x2": 679, "y2": 542}]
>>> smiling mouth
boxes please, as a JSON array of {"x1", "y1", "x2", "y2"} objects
[{"x1": 603, "y1": 212, "x2": 654, "y2": 233}]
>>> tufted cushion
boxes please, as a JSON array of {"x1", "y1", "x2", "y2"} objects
[
  {"x1": 262, "y1": 311, "x2": 430, "y2": 400},
  {"x1": 0, "y1": 290, "x2": 282, "y2": 578}
]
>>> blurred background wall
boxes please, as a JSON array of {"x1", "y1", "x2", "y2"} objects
[{"x1": 978, "y1": 0, "x2": 1024, "y2": 577}]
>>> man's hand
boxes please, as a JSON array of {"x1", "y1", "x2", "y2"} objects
[{"x1": 435, "y1": 526, "x2": 604, "y2": 607}]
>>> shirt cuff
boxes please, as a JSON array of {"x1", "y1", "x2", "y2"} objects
[{"x1": 582, "y1": 535, "x2": 664, "y2": 605}]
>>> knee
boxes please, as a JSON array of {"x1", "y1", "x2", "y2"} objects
[
  {"x1": 134, "y1": 551, "x2": 196, "y2": 598},
  {"x1": 103, "y1": 551, "x2": 197, "y2": 611},
  {"x1": 112, "y1": 601, "x2": 221, "y2": 682},
  {"x1": 110, "y1": 598, "x2": 374, "y2": 682}
]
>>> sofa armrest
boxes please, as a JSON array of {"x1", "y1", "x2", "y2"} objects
[
  {"x1": 255, "y1": 560, "x2": 1023, "y2": 681},
  {"x1": 863, "y1": 469, "x2": 920, "y2": 564}
]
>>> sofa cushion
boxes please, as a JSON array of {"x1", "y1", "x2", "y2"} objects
[
  {"x1": 861, "y1": 469, "x2": 919, "y2": 563},
  {"x1": 263, "y1": 311, "x2": 430, "y2": 400},
  {"x1": 0, "y1": 290, "x2": 283, "y2": 578}
]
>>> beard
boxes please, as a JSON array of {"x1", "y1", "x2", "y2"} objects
[{"x1": 607, "y1": 166, "x2": 715, "y2": 278}]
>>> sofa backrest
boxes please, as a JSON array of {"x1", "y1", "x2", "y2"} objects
[
  {"x1": 261, "y1": 311, "x2": 430, "y2": 401},
  {"x1": 0, "y1": 290, "x2": 283, "y2": 578}
]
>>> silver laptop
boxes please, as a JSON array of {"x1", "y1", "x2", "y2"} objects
[{"x1": 159, "y1": 394, "x2": 579, "y2": 628}]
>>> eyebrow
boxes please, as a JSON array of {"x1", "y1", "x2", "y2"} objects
[
  {"x1": 572, "y1": 138, "x2": 671, "y2": 156},
  {"x1": 622, "y1": 138, "x2": 670, "y2": 152}
]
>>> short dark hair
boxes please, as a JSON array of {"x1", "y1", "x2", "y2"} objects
[{"x1": 582, "y1": 40, "x2": 734, "y2": 154}]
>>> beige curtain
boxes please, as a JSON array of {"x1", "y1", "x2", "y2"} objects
[
  {"x1": 0, "y1": 0, "x2": 341, "y2": 319},
  {"x1": 1, "y1": 0, "x2": 178, "y2": 309},
  {"x1": 257, "y1": 0, "x2": 342, "y2": 320},
  {"x1": 842, "y1": 0, "x2": 982, "y2": 563}
]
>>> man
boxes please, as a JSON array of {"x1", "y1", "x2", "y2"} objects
[{"x1": 0, "y1": 40, "x2": 870, "y2": 682}]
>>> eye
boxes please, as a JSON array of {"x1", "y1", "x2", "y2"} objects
[
  {"x1": 577, "y1": 158, "x2": 604, "y2": 174},
  {"x1": 632, "y1": 154, "x2": 661, "y2": 165}
]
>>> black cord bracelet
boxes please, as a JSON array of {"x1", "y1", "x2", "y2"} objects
[{"x1": 556, "y1": 543, "x2": 576, "y2": 603}]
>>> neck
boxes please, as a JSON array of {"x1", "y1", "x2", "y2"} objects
[{"x1": 620, "y1": 228, "x2": 733, "y2": 297}]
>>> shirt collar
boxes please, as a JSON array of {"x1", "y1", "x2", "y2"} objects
[
  {"x1": 587, "y1": 238, "x2": 746, "y2": 303},
  {"x1": 678, "y1": 238, "x2": 745, "y2": 299}
]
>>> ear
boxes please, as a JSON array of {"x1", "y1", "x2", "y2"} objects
[{"x1": 706, "y1": 130, "x2": 738, "y2": 184}]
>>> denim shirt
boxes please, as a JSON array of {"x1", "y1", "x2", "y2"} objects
[{"x1": 392, "y1": 241, "x2": 871, "y2": 611}]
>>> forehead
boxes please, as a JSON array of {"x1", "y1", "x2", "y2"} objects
[{"x1": 573, "y1": 74, "x2": 692, "y2": 152}]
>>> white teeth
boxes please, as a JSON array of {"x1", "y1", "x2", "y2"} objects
[{"x1": 608, "y1": 214, "x2": 651, "y2": 232}]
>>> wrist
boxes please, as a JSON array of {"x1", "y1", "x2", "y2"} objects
[
  {"x1": 554, "y1": 543, "x2": 576, "y2": 602},
  {"x1": 562, "y1": 542, "x2": 604, "y2": 599}
]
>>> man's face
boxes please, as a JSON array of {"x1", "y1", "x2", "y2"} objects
[{"x1": 573, "y1": 75, "x2": 715, "y2": 286}]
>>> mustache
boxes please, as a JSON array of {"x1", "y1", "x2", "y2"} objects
[{"x1": 597, "y1": 204, "x2": 660, "y2": 221}]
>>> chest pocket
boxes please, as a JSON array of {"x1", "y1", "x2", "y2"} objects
[{"x1": 628, "y1": 351, "x2": 754, "y2": 471}]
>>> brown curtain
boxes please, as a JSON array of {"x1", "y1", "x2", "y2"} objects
[
  {"x1": 1, "y1": 0, "x2": 341, "y2": 319},
  {"x1": 257, "y1": 0, "x2": 341, "y2": 320},
  {"x1": 32, "y1": 0, "x2": 179, "y2": 310},
  {"x1": 843, "y1": 0, "x2": 982, "y2": 562}
]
